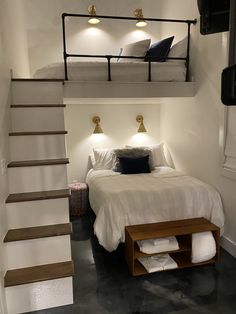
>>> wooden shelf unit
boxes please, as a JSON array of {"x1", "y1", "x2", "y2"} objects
[{"x1": 125, "y1": 217, "x2": 220, "y2": 276}]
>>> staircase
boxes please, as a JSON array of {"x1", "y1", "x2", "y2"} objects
[{"x1": 4, "y1": 79, "x2": 74, "y2": 314}]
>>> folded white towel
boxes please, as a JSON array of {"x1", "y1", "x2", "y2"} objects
[
  {"x1": 137, "y1": 236, "x2": 179, "y2": 254},
  {"x1": 192, "y1": 231, "x2": 216, "y2": 263},
  {"x1": 138, "y1": 254, "x2": 178, "y2": 273},
  {"x1": 151, "y1": 237, "x2": 170, "y2": 246}
]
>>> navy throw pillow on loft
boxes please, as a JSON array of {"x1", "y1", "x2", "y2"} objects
[
  {"x1": 118, "y1": 155, "x2": 151, "y2": 174},
  {"x1": 145, "y1": 36, "x2": 174, "y2": 62}
]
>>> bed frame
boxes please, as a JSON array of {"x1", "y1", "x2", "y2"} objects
[{"x1": 61, "y1": 13, "x2": 197, "y2": 82}]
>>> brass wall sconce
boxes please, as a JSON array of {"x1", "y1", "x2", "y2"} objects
[
  {"x1": 92, "y1": 116, "x2": 103, "y2": 133},
  {"x1": 134, "y1": 9, "x2": 147, "y2": 28},
  {"x1": 88, "y1": 5, "x2": 100, "y2": 25},
  {"x1": 136, "y1": 115, "x2": 147, "y2": 133}
]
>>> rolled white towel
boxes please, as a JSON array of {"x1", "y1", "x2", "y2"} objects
[
  {"x1": 192, "y1": 231, "x2": 216, "y2": 263},
  {"x1": 138, "y1": 254, "x2": 178, "y2": 273},
  {"x1": 137, "y1": 236, "x2": 179, "y2": 254}
]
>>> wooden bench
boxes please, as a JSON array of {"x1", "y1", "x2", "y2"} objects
[{"x1": 125, "y1": 217, "x2": 220, "y2": 276}]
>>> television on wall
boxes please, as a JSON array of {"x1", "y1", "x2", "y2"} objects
[{"x1": 197, "y1": 0, "x2": 230, "y2": 35}]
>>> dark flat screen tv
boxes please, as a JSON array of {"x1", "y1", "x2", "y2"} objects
[{"x1": 197, "y1": 0, "x2": 230, "y2": 35}]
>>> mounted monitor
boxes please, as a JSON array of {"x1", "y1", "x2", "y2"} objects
[{"x1": 197, "y1": 0, "x2": 230, "y2": 35}]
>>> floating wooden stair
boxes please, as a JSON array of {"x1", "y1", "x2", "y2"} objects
[
  {"x1": 4, "y1": 223, "x2": 72, "y2": 243},
  {"x1": 6, "y1": 189, "x2": 70, "y2": 203},
  {"x1": 8, "y1": 158, "x2": 69, "y2": 168},
  {"x1": 11, "y1": 104, "x2": 66, "y2": 108},
  {"x1": 12, "y1": 78, "x2": 64, "y2": 82},
  {"x1": 4, "y1": 261, "x2": 74, "y2": 287},
  {"x1": 9, "y1": 131, "x2": 67, "y2": 136}
]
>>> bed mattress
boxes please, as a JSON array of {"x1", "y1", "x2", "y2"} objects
[
  {"x1": 33, "y1": 61, "x2": 186, "y2": 82},
  {"x1": 86, "y1": 167, "x2": 224, "y2": 252}
]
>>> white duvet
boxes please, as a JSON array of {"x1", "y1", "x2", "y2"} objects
[{"x1": 86, "y1": 167, "x2": 224, "y2": 252}]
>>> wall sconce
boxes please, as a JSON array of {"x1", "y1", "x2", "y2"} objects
[
  {"x1": 88, "y1": 5, "x2": 100, "y2": 25},
  {"x1": 134, "y1": 9, "x2": 147, "y2": 28},
  {"x1": 136, "y1": 115, "x2": 147, "y2": 133},
  {"x1": 92, "y1": 116, "x2": 103, "y2": 133}
]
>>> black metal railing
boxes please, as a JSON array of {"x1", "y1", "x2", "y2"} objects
[{"x1": 62, "y1": 13, "x2": 197, "y2": 82}]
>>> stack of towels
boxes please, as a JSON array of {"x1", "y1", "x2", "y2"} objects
[
  {"x1": 137, "y1": 236, "x2": 179, "y2": 254},
  {"x1": 137, "y1": 236, "x2": 179, "y2": 273},
  {"x1": 138, "y1": 254, "x2": 178, "y2": 273}
]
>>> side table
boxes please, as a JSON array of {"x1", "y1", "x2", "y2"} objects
[{"x1": 68, "y1": 182, "x2": 89, "y2": 216}]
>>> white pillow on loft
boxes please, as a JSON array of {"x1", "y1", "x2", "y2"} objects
[
  {"x1": 192, "y1": 231, "x2": 216, "y2": 263},
  {"x1": 93, "y1": 148, "x2": 117, "y2": 170},
  {"x1": 125, "y1": 142, "x2": 168, "y2": 167},
  {"x1": 168, "y1": 37, "x2": 187, "y2": 60},
  {"x1": 119, "y1": 39, "x2": 151, "y2": 62}
]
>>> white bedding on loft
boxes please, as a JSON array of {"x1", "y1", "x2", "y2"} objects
[
  {"x1": 86, "y1": 167, "x2": 224, "y2": 252},
  {"x1": 33, "y1": 60, "x2": 186, "y2": 82}
]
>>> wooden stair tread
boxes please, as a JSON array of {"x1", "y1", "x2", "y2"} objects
[
  {"x1": 4, "y1": 261, "x2": 74, "y2": 287},
  {"x1": 8, "y1": 158, "x2": 69, "y2": 168},
  {"x1": 11, "y1": 104, "x2": 66, "y2": 108},
  {"x1": 6, "y1": 189, "x2": 70, "y2": 203},
  {"x1": 12, "y1": 78, "x2": 64, "y2": 82},
  {"x1": 9, "y1": 131, "x2": 67, "y2": 136},
  {"x1": 4, "y1": 223, "x2": 72, "y2": 242}
]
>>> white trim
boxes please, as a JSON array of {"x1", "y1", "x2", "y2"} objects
[{"x1": 221, "y1": 235, "x2": 236, "y2": 258}]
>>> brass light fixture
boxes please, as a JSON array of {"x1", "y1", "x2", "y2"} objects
[
  {"x1": 134, "y1": 9, "x2": 147, "y2": 28},
  {"x1": 88, "y1": 5, "x2": 100, "y2": 25},
  {"x1": 92, "y1": 116, "x2": 103, "y2": 134},
  {"x1": 136, "y1": 115, "x2": 147, "y2": 133}
]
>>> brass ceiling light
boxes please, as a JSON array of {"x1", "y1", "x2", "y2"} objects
[
  {"x1": 88, "y1": 5, "x2": 100, "y2": 25},
  {"x1": 136, "y1": 115, "x2": 147, "y2": 133},
  {"x1": 134, "y1": 9, "x2": 147, "y2": 28},
  {"x1": 92, "y1": 116, "x2": 103, "y2": 134}
]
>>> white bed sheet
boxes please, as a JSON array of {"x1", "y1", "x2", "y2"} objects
[
  {"x1": 33, "y1": 61, "x2": 186, "y2": 82},
  {"x1": 86, "y1": 167, "x2": 224, "y2": 252}
]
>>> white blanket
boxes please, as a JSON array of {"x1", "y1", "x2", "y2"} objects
[{"x1": 86, "y1": 167, "x2": 224, "y2": 252}]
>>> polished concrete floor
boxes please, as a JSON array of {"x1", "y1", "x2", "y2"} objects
[{"x1": 30, "y1": 213, "x2": 236, "y2": 314}]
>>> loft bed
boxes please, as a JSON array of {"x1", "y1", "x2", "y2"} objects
[{"x1": 33, "y1": 12, "x2": 197, "y2": 100}]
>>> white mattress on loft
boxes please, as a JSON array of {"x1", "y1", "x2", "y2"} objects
[{"x1": 33, "y1": 60, "x2": 186, "y2": 82}]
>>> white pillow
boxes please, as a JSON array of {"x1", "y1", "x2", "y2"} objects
[
  {"x1": 119, "y1": 39, "x2": 151, "y2": 62},
  {"x1": 93, "y1": 148, "x2": 116, "y2": 170},
  {"x1": 126, "y1": 143, "x2": 167, "y2": 167},
  {"x1": 192, "y1": 231, "x2": 216, "y2": 263},
  {"x1": 168, "y1": 37, "x2": 187, "y2": 59}
]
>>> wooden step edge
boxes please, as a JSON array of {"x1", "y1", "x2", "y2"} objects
[
  {"x1": 6, "y1": 189, "x2": 70, "y2": 203},
  {"x1": 11, "y1": 104, "x2": 66, "y2": 108},
  {"x1": 9, "y1": 131, "x2": 68, "y2": 136},
  {"x1": 8, "y1": 158, "x2": 69, "y2": 168},
  {"x1": 4, "y1": 260, "x2": 74, "y2": 287},
  {"x1": 12, "y1": 78, "x2": 64, "y2": 82},
  {"x1": 4, "y1": 223, "x2": 72, "y2": 243}
]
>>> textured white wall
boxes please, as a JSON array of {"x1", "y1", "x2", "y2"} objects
[
  {"x1": 23, "y1": 0, "x2": 162, "y2": 75},
  {"x1": 160, "y1": 0, "x2": 236, "y2": 253},
  {"x1": 0, "y1": 0, "x2": 11, "y2": 312},
  {"x1": 65, "y1": 103, "x2": 161, "y2": 182}
]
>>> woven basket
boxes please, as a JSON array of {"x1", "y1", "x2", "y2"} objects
[{"x1": 68, "y1": 183, "x2": 89, "y2": 216}]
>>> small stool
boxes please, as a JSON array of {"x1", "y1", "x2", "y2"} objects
[{"x1": 68, "y1": 182, "x2": 89, "y2": 216}]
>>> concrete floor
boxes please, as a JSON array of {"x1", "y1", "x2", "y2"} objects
[{"x1": 30, "y1": 213, "x2": 236, "y2": 314}]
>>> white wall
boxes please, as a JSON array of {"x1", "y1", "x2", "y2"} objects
[
  {"x1": 160, "y1": 0, "x2": 236, "y2": 255},
  {"x1": 0, "y1": 0, "x2": 11, "y2": 312},
  {"x1": 23, "y1": 0, "x2": 162, "y2": 75},
  {"x1": 65, "y1": 103, "x2": 161, "y2": 182},
  {"x1": 3, "y1": 0, "x2": 30, "y2": 77}
]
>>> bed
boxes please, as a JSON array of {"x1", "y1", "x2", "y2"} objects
[
  {"x1": 86, "y1": 166, "x2": 224, "y2": 252},
  {"x1": 33, "y1": 60, "x2": 186, "y2": 82}
]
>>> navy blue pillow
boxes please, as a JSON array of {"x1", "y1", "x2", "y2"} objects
[
  {"x1": 118, "y1": 155, "x2": 151, "y2": 174},
  {"x1": 145, "y1": 36, "x2": 174, "y2": 62}
]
